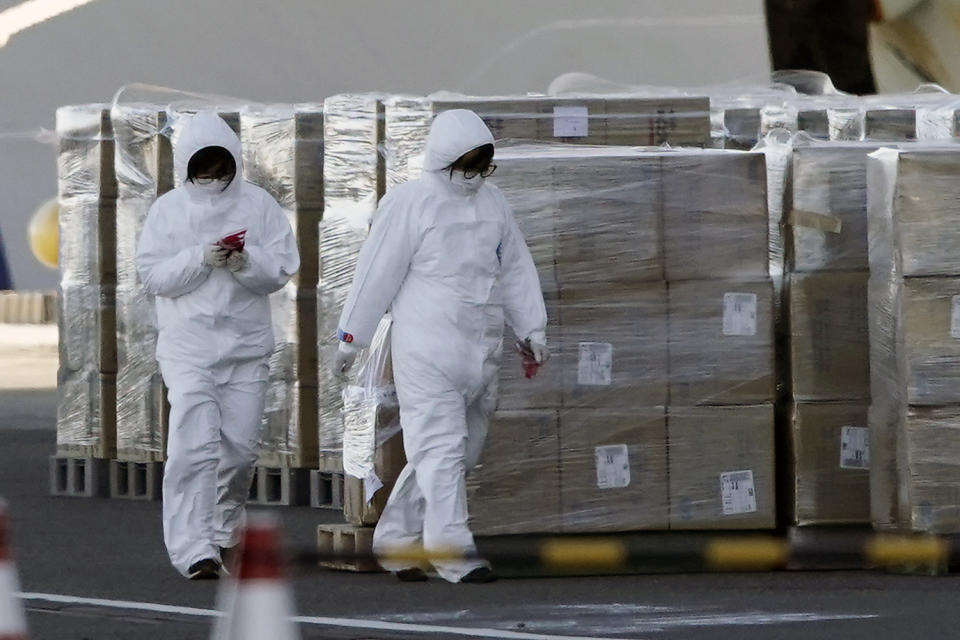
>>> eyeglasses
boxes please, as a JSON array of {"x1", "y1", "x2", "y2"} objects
[
  {"x1": 463, "y1": 164, "x2": 497, "y2": 179},
  {"x1": 193, "y1": 174, "x2": 234, "y2": 185}
]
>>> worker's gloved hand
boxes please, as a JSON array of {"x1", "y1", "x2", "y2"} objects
[
  {"x1": 528, "y1": 339, "x2": 549, "y2": 364},
  {"x1": 203, "y1": 244, "x2": 229, "y2": 268},
  {"x1": 516, "y1": 336, "x2": 549, "y2": 379},
  {"x1": 334, "y1": 342, "x2": 359, "y2": 379},
  {"x1": 226, "y1": 249, "x2": 248, "y2": 272}
]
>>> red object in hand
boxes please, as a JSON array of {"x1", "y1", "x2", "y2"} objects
[
  {"x1": 218, "y1": 229, "x2": 247, "y2": 252},
  {"x1": 515, "y1": 340, "x2": 541, "y2": 379}
]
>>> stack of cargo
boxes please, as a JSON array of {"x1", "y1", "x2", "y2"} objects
[
  {"x1": 240, "y1": 104, "x2": 324, "y2": 477},
  {"x1": 53, "y1": 105, "x2": 117, "y2": 489},
  {"x1": 317, "y1": 94, "x2": 393, "y2": 515},
  {"x1": 111, "y1": 105, "x2": 176, "y2": 465},
  {"x1": 783, "y1": 140, "x2": 877, "y2": 526},
  {"x1": 383, "y1": 93, "x2": 713, "y2": 186},
  {"x1": 462, "y1": 145, "x2": 777, "y2": 534},
  {"x1": 663, "y1": 149, "x2": 776, "y2": 530},
  {"x1": 867, "y1": 146, "x2": 960, "y2": 533}
]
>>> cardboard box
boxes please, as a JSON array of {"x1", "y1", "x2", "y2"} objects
[
  {"x1": 559, "y1": 408, "x2": 668, "y2": 532},
  {"x1": 468, "y1": 410, "x2": 562, "y2": 535},
  {"x1": 788, "y1": 271, "x2": 870, "y2": 401},
  {"x1": 668, "y1": 280, "x2": 775, "y2": 406},
  {"x1": 552, "y1": 154, "x2": 663, "y2": 286},
  {"x1": 864, "y1": 108, "x2": 916, "y2": 142},
  {"x1": 798, "y1": 109, "x2": 830, "y2": 139},
  {"x1": 900, "y1": 407, "x2": 960, "y2": 533},
  {"x1": 722, "y1": 108, "x2": 761, "y2": 150},
  {"x1": 903, "y1": 277, "x2": 960, "y2": 405},
  {"x1": 883, "y1": 150, "x2": 960, "y2": 277},
  {"x1": 789, "y1": 144, "x2": 877, "y2": 272},
  {"x1": 662, "y1": 150, "x2": 768, "y2": 280},
  {"x1": 668, "y1": 404, "x2": 776, "y2": 529},
  {"x1": 789, "y1": 402, "x2": 870, "y2": 526},
  {"x1": 560, "y1": 283, "x2": 668, "y2": 408}
]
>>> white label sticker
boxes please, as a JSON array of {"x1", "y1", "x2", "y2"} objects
[
  {"x1": 720, "y1": 470, "x2": 757, "y2": 515},
  {"x1": 840, "y1": 426, "x2": 870, "y2": 470},
  {"x1": 596, "y1": 444, "x2": 631, "y2": 489},
  {"x1": 554, "y1": 106, "x2": 590, "y2": 138},
  {"x1": 951, "y1": 295, "x2": 960, "y2": 339},
  {"x1": 723, "y1": 292, "x2": 758, "y2": 337},
  {"x1": 578, "y1": 342, "x2": 613, "y2": 386}
]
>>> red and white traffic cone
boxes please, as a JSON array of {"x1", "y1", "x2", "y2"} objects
[
  {"x1": 211, "y1": 513, "x2": 299, "y2": 640},
  {"x1": 0, "y1": 499, "x2": 28, "y2": 640}
]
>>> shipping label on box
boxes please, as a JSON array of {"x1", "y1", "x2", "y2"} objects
[
  {"x1": 668, "y1": 404, "x2": 775, "y2": 530},
  {"x1": 560, "y1": 408, "x2": 668, "y2": 532},
  {"x1": 668, "y1": 280, "x2": 774, "y2": 406}
]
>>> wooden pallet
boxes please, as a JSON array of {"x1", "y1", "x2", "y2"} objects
[
  {"x1": 49, "y1": 455, "x2": 110, "y2": 498},
  {"x1": 309, "y1": 469, "x2": 344, "y2": 510},
  {"x1": 109, "y1": 460, "x2": 162, "y2": 500},
  {"x1": 247, "y1": 466, "x2": 311, "y2": 506},
  {"x1": 316, "y1": 524, "x2": 382, "y2": 572}
]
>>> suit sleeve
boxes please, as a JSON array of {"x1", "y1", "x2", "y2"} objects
[
  {"x1": 499, "y1": 204, "x2": 547, "y2": 343},
  {"x1": 337, "y1": 191, "x2": 418, "y2": 348},
  {"x1": 136, "y1": 200, "x2": 212, "y2": 298},
  {"x1": 232, "y1": 195, "x2": 301, "y2": 295}
]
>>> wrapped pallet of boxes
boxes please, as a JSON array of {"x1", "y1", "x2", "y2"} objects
[
  {"x1": 240, "y1": 104, "x2": 323, "y2": 469},
  {"x1": 112, "y1": 105, "x2": 175, "y2": 462},
  {"x1": 867, "y1": 146, "x2": 960, "y2": 532},
  {"x1": 662, "y1": 149, "x2": 777, "y2": 529},
  {"x1": 782, "y1": 141, "x2": 884, "y2": 526},
  {"x1": 464, "y1": 145, "x2": 670, "y2": 535},
  {"x1": 383, "y1": 93, "x2": 711, "y2": 185},
  {"x1": 55, "y1": 104, "x2": 118, "y2": 460},
  {"x1": 317, "y1": 94, "x2": 386, "y2": 474}
]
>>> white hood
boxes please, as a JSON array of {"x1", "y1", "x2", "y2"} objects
[
  {"x1": 172, "y1": 110, "x2": 243, "y2": 195},
  {"x1": 422, "y1": 109, "x2": 495, "y2": 172}
]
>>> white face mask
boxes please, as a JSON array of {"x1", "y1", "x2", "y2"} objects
[
  {"x1": 190, "y1": 178, "x2": 231, "y2": 196},
  {"x1": 448, "y1": 170, "x2": 484, "y2": 195}
]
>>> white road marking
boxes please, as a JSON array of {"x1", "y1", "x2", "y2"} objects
[{"x1": 16, "y1": 592, "x2": 628, "y2": 640}]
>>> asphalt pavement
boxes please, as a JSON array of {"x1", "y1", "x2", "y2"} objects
[{"x1": 3, "y1": 387, "x2": 960, "y2": 639}]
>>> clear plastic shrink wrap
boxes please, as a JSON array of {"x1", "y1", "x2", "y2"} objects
[
  {"x1": 55, "y1": 104, "x2": 117, "y2": 457},
  {"x1": 318, "y1": 94, "x2": 386, "y2": 473},
  {"x1": 451, "y1": 145, "x2": 776, "y2": 533},
  {"x1": 240, "y1": 103, "x2": 323, "y2": 468},
  {"x1": 779, "y1": 138, "x2": 913, "y2": 526},
  {"x1": 867, "y1": 145, "x2": 960, "y2": 533},
  {"x1": 382, "y1": 93, "x2": 712, "y2": 186}
]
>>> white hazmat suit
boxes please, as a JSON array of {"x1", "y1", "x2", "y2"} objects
[
  {"x1": 136, "y1": 111, "x2": 300, "y2": 577},
  {"x1": 337, "y1": 109, "x2": 547, "y2": 582}
]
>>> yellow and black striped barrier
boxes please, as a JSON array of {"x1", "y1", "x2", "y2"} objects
[{"x1": 296, "y1": 530, "x2": 959, "y2": 576}]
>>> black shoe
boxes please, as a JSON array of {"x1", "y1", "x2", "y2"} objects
[
  {"x1": 396, "y1": 568, "x2": 429, "y2": 582},
  {"x1": 187, "y1": 558, "x2": 221, "y2": 580},
  {"x1": 460, "y1": 566, "x2": 497, "y2": 583}
]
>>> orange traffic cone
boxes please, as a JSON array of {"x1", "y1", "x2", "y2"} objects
[
  {"x1": 0, "y1": 499, "x2": 28, "y2": 640},
  {"x1": 211, "y1": 513, "x2": 299, "y2": 640}
]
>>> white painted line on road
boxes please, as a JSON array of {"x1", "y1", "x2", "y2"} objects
[{"x1": 16, "y1": 592, "x2": 627, "y2": 640}]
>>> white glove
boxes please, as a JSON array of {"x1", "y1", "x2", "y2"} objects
[
  {"x1": 226, "y1": 250, "x2": 248, "y2": 272},
  {"x1": 203, "y1": 244, "x2": 229, "y2": 268},
  {"x1": 527, "y1": 338, "x2": 549, "y2": 364},
  {"x1": 334, "y1": 342, "x2": 359, "y2": 378}
]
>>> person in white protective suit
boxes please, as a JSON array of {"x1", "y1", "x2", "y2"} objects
[
  {"x1": 136, "y1": 111, "x2": 300, "y2": 580},
  {"x1": 335, "y1": 109, "x2": 549, "y2": 584}
]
